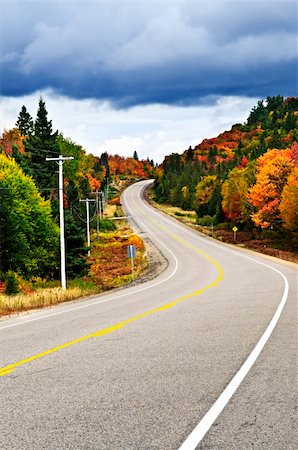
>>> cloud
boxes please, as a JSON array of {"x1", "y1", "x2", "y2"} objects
[
  {"x1": 0, "y1": 91, "x2": 258, "y2": 163},
  {"x1": 0, "y1": 1, "x2": 296, "y2": 106}
]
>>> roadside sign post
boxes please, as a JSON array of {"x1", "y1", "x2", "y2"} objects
[
  {"x1": 232, "y1": 226, "x2": 238, "y2": 243},
  {"x1": 127, "y1": 244, "x2": 136, "y2": 280}
]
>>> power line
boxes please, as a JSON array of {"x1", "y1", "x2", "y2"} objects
[
  {"x1": 26, "y1": 146, "x2": 64, "y2": 156},
  {"x1": 0, "y1": 187, "x2": 57, "y2": 191}
]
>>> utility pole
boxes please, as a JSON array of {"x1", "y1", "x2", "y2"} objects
[
  {"x1": 100, "y1": 190, "x2": 105, "y2": 216},
  {"x1": 46, "y1": 154, "x2": 74, "y2": 289},
  {"x1": 99, "y1": 194, "x2": 102, "y2": 219},
  {"x1": 79, "y1": 198, "x2": 95, "y2": 256},
  {"x1": 91, "y1": 190, "x2": 99, "y2": 233},
  {"x1": 105, "y1": 178, "x2": 109, "y2": 208}
]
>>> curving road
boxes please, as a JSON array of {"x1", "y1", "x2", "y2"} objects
[{"x1": 0, "y1": 180, "x2": 297, "y2": 450}]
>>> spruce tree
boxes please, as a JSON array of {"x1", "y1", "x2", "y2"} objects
[
  {"x1": 34, "y1": 97, "x2": 55, "y2": 142},
  {"x1": 27, "y1": 97, "x2": 59, "y2": 195},
  {"x1": 64, "y1": 211, "x2": 90, "y2": 279},
  {"x1": 16, "y1": 105, "x2": 34, "y2": 137}
]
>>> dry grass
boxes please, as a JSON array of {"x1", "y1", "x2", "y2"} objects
[
  {"x1": 148, "y1": 196, "x2": 197, "y2": 224},
  {"x1": 0, "y1": 286, "x2": 98, "y2": 317},
  {"x1": 103, "y1": 204, "x2": 117, "y2": 217},
  {"x1": 89, "y1": 228, "x2": 147, "y2": 289}
]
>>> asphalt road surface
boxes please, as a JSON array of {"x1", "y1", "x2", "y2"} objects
[{"x1": 0, "y1": 180, "x2": 297, "y2": 450}]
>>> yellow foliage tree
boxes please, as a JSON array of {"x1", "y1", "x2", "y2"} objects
[{"x1": 279, "y1": 167, "x2": 298, "y2": 230}]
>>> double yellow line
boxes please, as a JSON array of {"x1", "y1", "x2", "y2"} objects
[{"x1": 0, "y1": 195, "x2": 223, "y2": 378}]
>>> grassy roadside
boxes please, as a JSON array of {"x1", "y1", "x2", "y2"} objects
[
  {"x1": 0, "y1": 204, "x2": 147, "y2": 317},
  {"x1": 146, "y1": 189, "x2": 298, "y2": 265}
]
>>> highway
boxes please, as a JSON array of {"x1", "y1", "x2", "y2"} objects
[{"x1": 0, "y1": 180, "x2": 297, "y2": 450}]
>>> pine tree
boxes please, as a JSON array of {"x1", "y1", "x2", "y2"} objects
[
  {"x1": 133, "y1": 151, "x2": 139, "y2": 160},
  {"x1": 16, "y1": 105, "x2": 34, "y2": 137},
  {"x1": 27, "y1": 97, "x2": 59, "y2": 195},
  {"x1": 34, "y1": 97, "x2": 55, "y2": 142},
  {"x1": 64, "y1": 211, "x2": 90, "y2": 279}
]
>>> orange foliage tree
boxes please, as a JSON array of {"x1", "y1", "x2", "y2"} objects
[
  {"x1": 248, "y1": 145, "x2": 297, "y2": 228},
  {"x1": 86, "y1": 172, "x2": 101, "y2": 191},
  {"x1": 0, "y1": 128, "x2": 25, "y2": 156}
]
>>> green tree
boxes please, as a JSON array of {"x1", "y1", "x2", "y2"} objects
[
  {"x1": 4, "y1": 271, "x2": 19, "y2": 295},
  {"x1": 16, "y1": 105, "x2": 34, "y2": 137},
  {"x1": 27, "y1": 97, "x2": 59, "y2": 194},
  {"x1": 64, "y1": 211, "x2": 90, "y2": 279},
  {"x1": 195, "y1": 175, "x2": 220, "y2": 218},
  {"x1": 0, "y1": 155, "x2": 59, "y2": 278}
]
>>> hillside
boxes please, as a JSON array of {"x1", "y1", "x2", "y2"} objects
[{"x1": 154, "y1": 96, "x2": 298, "y2": 237}]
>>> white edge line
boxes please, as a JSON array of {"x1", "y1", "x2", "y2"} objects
[
  {"x1": 0, "y1": 187, "x2": 178, "y2": 331},
  {"x1": 137, "y1": 182, "x2": 293, "y2": 448},
  {"x1": 178, "y1": 259, "x2": 290, "y2": 449}
]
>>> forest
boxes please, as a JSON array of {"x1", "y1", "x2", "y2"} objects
[
  {"x1": 154, "y1": 96, "x2": 298, "y2": 234},
  {"x1": 0, "y1": 98, "x2": 155, "y2": 295}
]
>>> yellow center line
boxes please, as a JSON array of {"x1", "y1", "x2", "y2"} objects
[{"x1": 0, "y1": 192, "x2": 223, "y2": 378}]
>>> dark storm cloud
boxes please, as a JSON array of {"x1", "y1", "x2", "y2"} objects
[{"x1": 0, "y1": 0, "x2": 296, "y2": 107}]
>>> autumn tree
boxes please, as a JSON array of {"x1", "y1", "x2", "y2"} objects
[
  {"x1": 0, "y1": 128, "x2": 25, "y2": 157},
  {"x1": 221, "y1": 162, "x2": 255, "y2": 223},
  {"x1": 248, "y1": 147, "x2": 296, "y2": 229},
  {"x1": 195, "y1": 175, "x2": 221, "y2": 219},
  {"x1": 279, "y1": 167, "x2": 298, "y2": 230}
]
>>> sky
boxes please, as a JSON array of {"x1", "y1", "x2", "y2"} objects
[{"x1": 0, "y1": 0, "x2": 297, "y2": 162}]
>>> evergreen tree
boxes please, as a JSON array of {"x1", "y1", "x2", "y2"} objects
[
  {"x1": 100, "y1": 152, "x2": 110, "y2": 185},
  {"x1": 11, "y1": 146, "x2": 32, "y2": 177},
  {"x1": 16, "y1": 105, "x2": 34, "y2": 137},
  {"x1": 34, "y1": 97, "x2": 56, "y2": 142},
  {"x1": 27, "y1": 97, "x2": 59, "y2": 195},
  {"x1": 186, "y1": 146, "x2": 194, "y2": 161},
  {"x1": 65, "y1": 211, "x2": 90, "y2": 279},
  {"x1": 133, "y1": 150, "x2": 139, "y2": 160},
  {"x1": 4, "y1": 271, "x2": 19, "y2": 295}
]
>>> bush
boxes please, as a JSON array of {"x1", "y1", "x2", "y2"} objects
[
  {"x1": 215, "y1": 222, "x2": 231, "y2": 230},
  {"x1": 196, "y1": 215, "x2": 216, "y2": 226},
  {"x1": 4, "y1": 271, "x2": 19, "y2": 295},
  {"x1": 99, "y1": 219, "x2": 117, "y2": 232}
]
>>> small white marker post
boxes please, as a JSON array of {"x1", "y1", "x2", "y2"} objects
[{"x1": 127, "y1": 244, "x2": 136, "y2": 280}]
